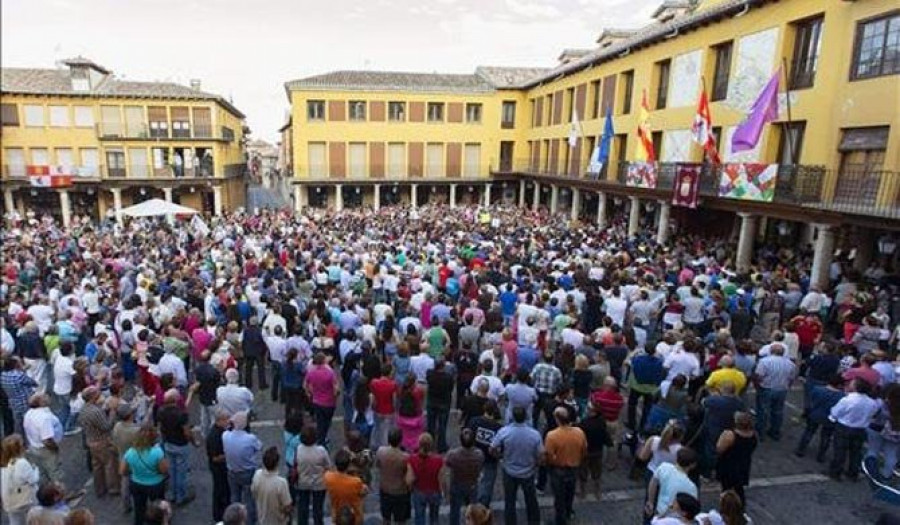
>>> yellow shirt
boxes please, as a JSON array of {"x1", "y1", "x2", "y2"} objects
[{"x1": 705, "y1": 367, "x2": 747, "y2": 394}]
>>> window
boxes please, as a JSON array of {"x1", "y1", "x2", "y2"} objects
[
  {"x1": 24, "y1": 105, "x2": 44, "y2": 127},
  {"x1": 790, "y1": 16, "x2": 824, "y2": 89},
  {"x1": 148, "y1": 107, "x2": 168, "y2": 138},
  {"x1": 55, "y1": 148, "x2": 73, "y2": 167},
  {"x1": 655, "y1": 59, "x2": 671, "y2": 109},
  {"x1": 852, "y1": 13, "x2": 900, "y2": 80},
  {"x1": 348, "y1": 143, "x2": 366, "y2": 177},
  {"x1": 621, "y1": 71, "x2": 634, "y2": 114},
  {"x1": 349, "y1": 101, "x2": 367, "y2": 121},
  {"x1": 171, "y1": 107, "x2": 191, "y2": 138},
  {"x1": 835, "y1": 127, "x2": 889, "y2": 204},
  {"x1": 463, "y1": 143, "x2": 481, "y2": 177},
  {"x1": 651, "y1": 131, "x2": 663, "y2": 159},
  {"x1": 31, "y1": 148, "x2": 49, "y2": 166},
  {"x1": 590, "y1": 80, "x2": 601, "y2": 119},
  {"x1": 192, "y1": 107, "x2": 212, "y2": 137},
  {"x1": 426, "y1": 143, "x2": 444, "y2": 177},
  {"x1": 80, "y1": 148, "x2": 99, "y2": 176},
  {"x1": 501, "y1": 101, "x2": 516, "y2": 129},
  {"x1": 307, "y1": 100, "x2": 325, "y2": 121},
  {"x1": 221, "y1": 126, "x2": 235, "y2": 142},
  {"x1": 4, "y1": 148, "x2": 25, "y2": 176},
  {"x1": 308, "y1": 142, "x2": 327, "y2": 177},
  {"x1": 0, "y1": 104, "x2": 18, "y2": 126},
  {"x1": 49, "y1": 106, "x2": 68, "y2": 127},
  {"x1": 387, "y1": 143, "x2": 405, "y2": 177},
  {"x1": 100, "y1": 106, "x2": 122, "y2": 137},
  {"x1": 777, "y1": 122, "x2": 806, "y2": 165},
  {"x1": 74, "y1": 106, "x2": 94, "y2": 127},
  {"x1": 129, "y1": 148, "x2": 149, "y2": 177},
  {"x1": 427, "y1": 102, "x2": 444, "y2": 122},
  {"x1": 388, "y1": 101, "x2": 405, "y2": 122},
  {"x1": 711, "y1": 42, "x2": 733, "y2": 101},
  {"x1": 465, "y1": 103, "x2": 482, "y2": 123},
  {"x1": 106, "y1": 149, "x2": 125, "y2": 178}
]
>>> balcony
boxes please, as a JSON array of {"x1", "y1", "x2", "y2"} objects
[
  {"x1": 104, "y1": 163, "x2": 215, "y2": 179},
  {"x1": 96, "y1": 122, "x2": 224, "y2": 141},
  {"x1": 2, "y1": 164, "x2": 103, "y2": 179},
  {"x1": 495, "y1": 159, "x2": 900, "y2": 220},
  {"x1": 299, "y1": 162, "x2": 488, "y2": 181}
]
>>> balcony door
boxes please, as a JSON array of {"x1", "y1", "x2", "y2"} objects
[{"x1": 106, "y1": 150, "x2": 126, "y2": 178}]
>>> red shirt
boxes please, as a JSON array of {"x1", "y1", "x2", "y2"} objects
[
  {"x1": 591, "y1": 389, "x2": 625, "y2": 423},
  {"x1": 371, "y1": 377, "x2": 398, "y2": 415},
  {"x1": 408, "y1": 453, "x2": 443, "y2": 494},
  {"x1": 438, "y1": 266, "x2": 452, "y2": 288},
  {"x1": 794, "y1": 317, "x2": 822, "y2": 347}
]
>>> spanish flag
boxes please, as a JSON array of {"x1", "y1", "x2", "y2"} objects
[{"x1": 635, "y1": 89, "x2": 655, "y2": 162}]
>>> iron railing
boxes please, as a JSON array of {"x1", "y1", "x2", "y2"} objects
[{"x1": 96, "y1": 122, "x2": 222, "y2": 140}]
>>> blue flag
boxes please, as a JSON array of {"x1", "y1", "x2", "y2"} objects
[{"x1": 599, "y1": 109, "x2": 614, "y2": 166}]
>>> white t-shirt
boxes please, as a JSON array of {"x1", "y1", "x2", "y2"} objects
[
  {"x1": 664, "y1": 351, "x2": 701, "y2": 380},
  {"x1": 409, "y1": 354, "x2": 435, "y2": 382},
  {"x1": 604, "y1": 297, "x2": 628, "y2": 327},
  {"x1": 52, "y1": 355, "x2": 75, "y2": 395},
  {"x1": 23, "y1": 407, "x2": 61, "y2": 449},
  {"x1": 469, "y1": 374, "x2": 506, "y2": 401},
  {"x1": 646, "y1": 436, "x2": 682, "y2": 473}
]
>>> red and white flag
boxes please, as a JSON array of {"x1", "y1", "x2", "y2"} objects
[{"x1": 691, "y1": 88, "x2": 721, "y2": 165}]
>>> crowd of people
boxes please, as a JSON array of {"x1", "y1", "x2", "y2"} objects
[{"x1": 1, "y1": 202, "x2": 899, "y2": 525}]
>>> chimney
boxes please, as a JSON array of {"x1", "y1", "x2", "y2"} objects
[{"x1": 190, "y1": 79, "x2": 202, "y2": 90}]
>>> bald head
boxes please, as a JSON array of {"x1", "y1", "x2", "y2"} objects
[{"x1": 718, "y1": 355, "x2": 734, "y2": 368}]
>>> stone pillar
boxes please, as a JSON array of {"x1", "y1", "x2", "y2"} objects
[
  {"x1": 293, "y1": 185, "x2": 304, "y2": 213},
  {"x1": 450, "y1": 184, "x2": 457, "y2": 208},
  {"x1": 811, "y1": 224, "x2": 836, "y2": 290},
  {"x1": 627, "y1": 196, "x2": 640, "y2": 237},
  {"x1": 656, "y1": 200, "x2": 671, "y2": 244},
  {"x1": 373, "y1": 184, "x2": 381, "y2": 211},
  {"x1": 213, "y1": 186, "x2": 224, "y2": 216},
  {"x1": 550, "y1": 185, "x2": 559, "y2": 214},
  {"x1": 853, "y1": 228, "x2": 875, "y2": 272},
  {"x1": 410, "y1": 184, "x2": 418, "y2": 209},
  {"x1": 597, "y1": 191, "x2": 607, "y2": 228},
  {"x1": 735, "y1": 213, "x2": 757, "y2": 272},
  {"x1": 335, "y1": 184, "x2": 343, "y2": 211},
  {"x1": 570, "y1": 188, "x2": 581, "y2": 221},
  {"x1": 484, "y1": 184, "x2": 492, "y2": 207},
  {"x1": 532, "y1": 182, "x2": 540, "y2": 212},
  {"x1": 58, "y1": 189, "x2": 71, "y2": 228},
  {"x1": 162, "y1": 187, "x2": 173, "y2": 202},
  {"x1": 111, "y1": 188, "x2": 123, "y2": 223},
  {"x1": 518, "y1": 180, "x2": 526, "y2": 207},
  {"x1": 3, "y1": 188, "x2": 14, "y2": 217}
]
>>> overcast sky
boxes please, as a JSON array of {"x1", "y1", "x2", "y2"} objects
[{"x1": 3, "y1": 0, "x2": 659, "y2": 142}]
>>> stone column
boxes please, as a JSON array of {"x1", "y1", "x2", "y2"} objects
[
  {"x1": 853, "y1": 227, "x2": 875, "y2": 272},
  {"x1": 293, "y1": 185, "x2": 304, "y2": 213},
  {"x1": 335, "y1": 184, "x2": 343, "y2": 211},
  {"x1": 810, "y1": 224, "x2": 836, "y2": 290},
  {"x1": 518, "y1": 180, "x2": 526, "y2": 207},
  {"x1": 484, "y1": 183, "x2": 492, "y2": 207},
  {"x1": 570, "y1": 188, "x2": 581, "y2": 221},
  {"x1": 450, "y1": 184, "x2": 457, "y2": 208},
  {"x1": 550, "y1": 185, "x2": 559, "y2": 214},
  {"x1": 735, "y1": 213, "x2": 757, "y2": 272},
  {"x1": 213, "y1": 186, "x2": 224, "y2": 216},
  {"x1": 532, "y1": 182, "x2": 540, "y2": 212},
  {"x1": 627, "y1": 196, "x2": 640, "y2": 237},
  {"x1": 373, "y1": 184, "x2": 381, "y2": 211},
  {"x1": 162, "y1": 187, "x2": 175, "y2": 224},
  {"x1": 410, "y1": 184, "x2": 418, "y2": 209},
  {"x1": 597, "y1": 191, "x2": 607, "y2": 228},
  {"x1": 58, "y1": 189, "x2": 71, "y2": 228},
  {"x1": 656, "y1": 200, "x2": 671, "y2": 244},
  {"x1": 111, "y1": 188, "x2": 123, "y2": 223},
  {"x1": 3, "y1": 188, "x2": 14, "y2": 217}
]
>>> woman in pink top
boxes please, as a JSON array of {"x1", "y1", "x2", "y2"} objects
[
  {"x1": 305, "y1": 352, "x2": 339, "y2": 445},
  {"x1": 395, "y1": 375, "x2": 425, "y2": 451}
]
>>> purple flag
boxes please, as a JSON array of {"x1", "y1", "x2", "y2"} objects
[{"x1": 731, "y1": 68, "x2": 781, "y2": 153}]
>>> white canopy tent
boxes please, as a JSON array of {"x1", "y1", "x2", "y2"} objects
[{"x1": 119, "y1": 198, "x2": 199, "y2": 217}]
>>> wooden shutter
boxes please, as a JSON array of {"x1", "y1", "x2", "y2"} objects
[
  {"x1": 192, "y1": 107, "x2": 212, "y2": 137},
  {"x1": 575, "y1": 84, "x2": 587, "y2": 118},
  {"x1": 534, "y1": 98, "x2": 543, "y2": 127},
  {"x1": 369, "y1": 142, "x2": 385, "y2": 178},
  {"x1": 329, "y1": 142, "x2": 346, "y2": 178},
  {"x1": 370, "y1": 101, "x2": 386, "y2": 122},
  {"x1": 328, "y1": 101, "x2": 345, "y2": 121},
  {"x1": 601, "y1": 75, "x2": 617, "y2": 115},
  {"x1": 447, "y1": 103, "x2": 463, "y2": 123},
  {"x1": 408, "y1": 142, "x2": 424, "y2": 177},
  {"x1": 409, "y1": 102, "x2": 425, "y2": 123},
  {"x1": 446, "y1": 143, "x2": 462, "y2": 178},
  {"x1": 553, "y1": 91, "x2": 564, "y2": 125}
]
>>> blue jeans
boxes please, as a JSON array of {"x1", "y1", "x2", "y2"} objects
[
  {"x1": 502, "y1": 471, "x2": 540, "y2": 525},
  {"x1": 412, "y1": 491, "x2": 441, "y2": 525},
  {"x1": 52, "y1": 393, "x2": 71, "y2": 431},
  {"x1": 426, "y1": 406, "x2": 449, "y2": 452},
  {"x1": 228, "y1": 469, "x2": 257, "y2": 524},
  {"x1": 270, "y1": 361, "x2": 282, "y2": 402},
  {"x1": 449, "y1": 484, "x2": 477, "y2": 525},
  {"x1": 478, "y1": 461, "x2": 499, "y2": 506},
  {"x1": 297, "y1": 488, "x2": 326, "y2": 525},
  {"x1": 164, "y1": 442, "x2": 191, "y2": 504},
  {"x1": 867, "y1": 429, "x2": 900, "y2": 479},
  {"x1": 755, "y1": 387, "x2": 787, "y2": 439}
]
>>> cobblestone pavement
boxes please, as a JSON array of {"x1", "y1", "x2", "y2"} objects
[{"x1": 14, "y1": 384, "x2": 898, "y2": 525}]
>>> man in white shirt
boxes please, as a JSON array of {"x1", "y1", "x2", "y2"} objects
[
  {"x1": 216, "y1": 368, "x2": 254, "y2": 417},
  {"x1": 469, "y1": 360, "x2": 506, "y2": 401},
  {"x1": 604, "y1": 288, "x2": 628, "y2": 328},
  {"x1": 158, "y1": 345, "x2": 188, "y2": 389},
  {"x1": 51, "y1": 343, "x2": 75, "y2": 433},
  {"x1": 26, "y1": 297, "x2": 55, "y2": 335},
  {"x1": 23, "y1": 393, "x2": 63, "y2": 482},
  {"x1": 663, "y1": 343, "x2": 701, "y2": 381},
  {"x1": 410, "y1": 351, "x2": 435, "y2": 383},
  {"x1": 265, "y1": 326, "x2": 288, "y2": 403},
  {"x1": 261, "y1": 305, "x2": 287, "y2": 337},
  {"x1": 479, "y1": 345, "x2": 510, "y2": 379},
  {"x1": 828, "y1": 378, "x2": 879, "y2": 480}
]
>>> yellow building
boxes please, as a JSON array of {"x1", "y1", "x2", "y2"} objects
[
  {"x1": 1, "y1": 57, "x2": 248, "y2": 225},
  {"x1": 285, "y1": 0, "x2": 899, "y2": 288}
]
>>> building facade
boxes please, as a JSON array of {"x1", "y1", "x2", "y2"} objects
[
  {"x1": 1, "y1": 58, "x2": 248, "y2": 225},
  {"x1": 285, "y1": 0, "x2": 899, "y2": 288}
]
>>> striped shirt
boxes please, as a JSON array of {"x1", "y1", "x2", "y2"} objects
[
  {"x1": 755, "y1": 355, "x2": 797, "y2": 390},
  {"x1": 80, "y1": 402, "x2": 114, "y2": 442}
]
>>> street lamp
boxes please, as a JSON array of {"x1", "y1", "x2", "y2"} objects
[{"x1": 878, "y1": 234, "x2": 897, "y2": 256}]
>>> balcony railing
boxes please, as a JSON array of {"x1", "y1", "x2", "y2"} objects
[
  {"x1": 96, "y1": 122, "x2": 221, "y2": 140},
  {"x1": 105, "y1": 164, "x2": 216, "y2": 179},
  {"x1": 299, "y1": 162, "x2": 488, "y2": 180},
  {"x1": 497, "y1": 158, "x2": 900, "y2": 219},
  {"x1": 2, "y1": 164, "x2": 103, "y2": 178}
]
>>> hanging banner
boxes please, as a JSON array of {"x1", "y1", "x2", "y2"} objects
[
  {"x1": 718, "y1": 163, "x2": 778, "y2": 202},
  {"x1": 625, "y1": 161, "x2": 658, "y2": 189},
  {"x1": 672, "y1": 163, "x2": 702, "y2": 208}
]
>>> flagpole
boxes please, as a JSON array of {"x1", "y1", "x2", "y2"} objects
[
  {"x1": 699, "y1": 75, "x2": 709, "y2": 165},
  {"x1": 780, "y1": 57, "x2": 796, "y2": 165}
]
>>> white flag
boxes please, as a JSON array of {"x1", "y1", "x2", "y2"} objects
[
  {"x1": 568, "y1": 110, "x2": 580, "y2": 148},
  {"x1": 587, "y1": 146, "x2": 603, "y2": 174}
]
